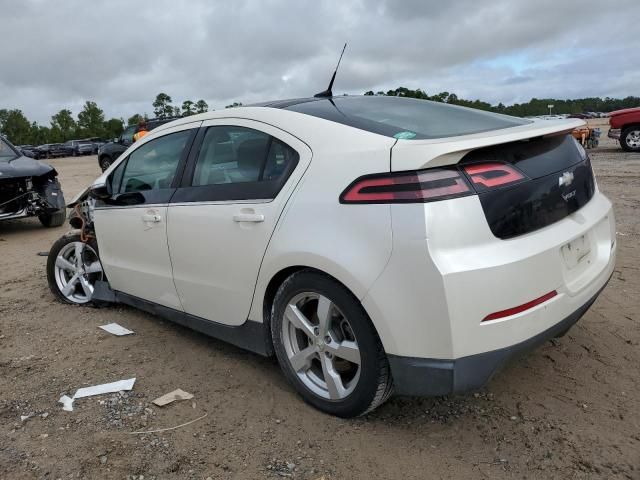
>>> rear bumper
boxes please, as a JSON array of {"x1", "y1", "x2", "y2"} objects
[
  {"x1": 388, "y1": 277, "x2": 609, "y2": 396},
  {"x1": 608, "y1": 128, "x2": 621, "y2": 139}
]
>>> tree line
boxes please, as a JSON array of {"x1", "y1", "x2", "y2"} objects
[
  {"x1": 364, "y1": 87, "x2": 640, "y2": 116},
  {"x1": 3, "y1": 88, "x2": 639, "y2": 146}
]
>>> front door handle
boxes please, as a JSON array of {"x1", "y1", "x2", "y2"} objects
[
  {"x1": 233, "y1": 213, "x2": 265, "y2": 223},
  {"x1": 141, "y1": 213, "x2": 162, "y2": 223}
]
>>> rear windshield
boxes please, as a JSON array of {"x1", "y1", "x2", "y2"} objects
[{"x1": 284, "y1": 96, "x2": 529, "y2": 139}]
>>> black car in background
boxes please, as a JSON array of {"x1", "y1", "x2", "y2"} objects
[
  {"x1": 64, "y1": 139, "x2": 95, "y2": 156},
  {"x1": 97, "y1": 117, "x2": 179, "y2": 171},
  {"x1": 0, "y1": 136, "x2": 66, "y2": 227},
  {"x1": 17, "y1": 145, "x2": 40, "y2": 159}
]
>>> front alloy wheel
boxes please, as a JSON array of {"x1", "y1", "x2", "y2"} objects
[
  {"x1": 621, "y1": 128, "x2": 640, "y2": 152},
  {"x1": 272, "y1": 270, "x2": 393, "y2": 417},
  {"x1": 47, "y1": 233, "x2": 103, "y2": 304}
]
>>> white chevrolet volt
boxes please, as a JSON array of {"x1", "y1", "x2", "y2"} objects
[{"x1": 47, "y1": 96, "x2": 616, "y2": 417}]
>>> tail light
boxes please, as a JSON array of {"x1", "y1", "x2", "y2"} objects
[
  {"x1": 482, "y1": 290, "x2": 557, "y2": 322},
  {"x1": 340, "y1": 162, "x2": 527, "y2": 204},
  {"x1": 462, "y1": 163, "x2": 526, "y2": 191}
]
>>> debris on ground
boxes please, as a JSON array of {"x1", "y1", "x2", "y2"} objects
[
  {"x1": 59, "y1": 378, "x2": 136, "y2": 411},
  {"x1": 152, "y1": 388, "x2": 194, "y2": 407},
  {"x1": 99, "y1": 323, "x2": 134, "y2": 336}
]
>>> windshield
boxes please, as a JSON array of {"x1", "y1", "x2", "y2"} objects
[
  {"x1": 0, "y1": 137, "x2": 18, "y2": 161},
  {"x1": 285, "y1": 96, "x2": 530, "y2": 139}
]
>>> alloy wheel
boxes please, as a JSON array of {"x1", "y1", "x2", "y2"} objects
[
  {"x1": 53, "y1": 241, "x2": 103, "y2": 303},
  {"x1": 625, "y1": 129, "x2": 640, "y2": 149},
  {"x1": 281, "y1": 292, "x2": 361, "y2": 400}
]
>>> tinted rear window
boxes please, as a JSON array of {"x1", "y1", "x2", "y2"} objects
[{"x1": 284, "y1": 96, "x2": 529, "y2": 139}]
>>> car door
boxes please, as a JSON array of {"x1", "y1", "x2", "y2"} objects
[
  {"x1": 166, "y1": 119, "x2": 311, "y2": 325},
  {"x1": 93, "y1": 123, "x2": 200, "y2": 309}
]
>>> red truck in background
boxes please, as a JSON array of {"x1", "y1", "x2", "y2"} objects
[{"x1": 608, "y1": 107, "x2": 640, "y2": 152}]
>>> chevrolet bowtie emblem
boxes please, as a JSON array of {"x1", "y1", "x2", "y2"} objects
[{"x1": 559, "y1": 171, "x2": 574, "y2": 187}]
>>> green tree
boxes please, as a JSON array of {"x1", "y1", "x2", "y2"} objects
[
  {"x1": 153, "y1": 93, "x2": 173, "y2": 118},
  {"x1": 181, "y1": 100, "x2": 195, "y2": 116},
  {"x1": 127, "y1": 113, "x2": 148, "y2": 126},
  {"x1": 195, "y1": 99, "x2": 208, "y2": 113},
  {"x1": 77, "y1": 101, "x2": 105, "y2": 137},
  {"x1": 172, "y1": 106, "x2": 181, "y2": 118},
  {"x1": 225, "y1": 102, "x2": 243, "y2": 109},
  {"x1": 0, "y1": 109, "x2": 33, "y2": 145},
  {"x1": 50, "y1": 109, "x2": 76, "y2": 141},
  {"x1": 103, "y1": 118, "x2": 124, "y2": 140}
]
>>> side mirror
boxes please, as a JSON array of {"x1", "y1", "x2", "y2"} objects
[
  {"x1": 112, "y1": 191, "x2": 145, "y2": 206},
  {"x1": 88, "y1": 184, "x2": 112, "y2": 200}
]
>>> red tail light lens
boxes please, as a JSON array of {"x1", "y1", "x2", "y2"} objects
[
  {"x1": 482, "y1": 290, "x2": 557, "y2": 322},
  {"x1": 340, "y1": 169, "x2": 473, "y2": 204},
  {"x1": 463, "y1": 162, "x2": 526, "y2": 191}
]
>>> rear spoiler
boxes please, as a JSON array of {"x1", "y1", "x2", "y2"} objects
[{"x1": 391, "y1": 119, "x2": 585, "y2": 172}]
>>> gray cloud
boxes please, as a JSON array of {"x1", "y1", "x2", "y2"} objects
[{"x1": 1, "y1": 0, "x2": 638, "y2": 123}]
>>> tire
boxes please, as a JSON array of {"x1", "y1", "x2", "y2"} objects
[
  {"x1": 99, "y1": 156, "x2": 112, "y2": 171},
  {"x1": 271, "y1": 270, "x2": 393, "y2": 417},
  {"x1": 39, "y1": 208, "x2": 67, "y2": 228},
  {"x1": 620, "y1": 127, "x2": 640, "y2": 152},
  {"x1": 47, "y1": 232, "x2": 104, "y2": 305}
]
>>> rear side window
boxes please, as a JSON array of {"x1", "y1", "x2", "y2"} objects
[
  {"x1": 174, "y1": 125, "x2": 299, "y2": 203},
  {"x1": 285, "y1": 96, "x2": 530, "y2": 139}
]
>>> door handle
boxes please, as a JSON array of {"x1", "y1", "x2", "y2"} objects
[
  {"x1": 141, "y1": 213, "x2": 162, "y2": 223},
  {"x1": 233, "y1": 213, "x2": 265, "y2": 223}
]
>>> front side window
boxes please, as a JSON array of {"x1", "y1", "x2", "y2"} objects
[{"x1": 118, "y1": 130, "x2": 191, "y2": 193}]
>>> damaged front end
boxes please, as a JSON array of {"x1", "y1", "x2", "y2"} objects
[{"x1": 0, "y1": 170, "x2": 66, "y2": 222}]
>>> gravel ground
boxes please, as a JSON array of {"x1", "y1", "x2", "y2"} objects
[{"x1": 0, "y1": 126, "x2": 638, "y2": 479}]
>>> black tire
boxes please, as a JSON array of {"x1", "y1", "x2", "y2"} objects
[
  {"x1": 46, "y1": 232, "x2": 101, "y2": 305},
  {"x1": 39, "y1": 208, "x2": 66, "y2": 228},
  {"x1": 620, "y1": 127, "x2": 640, "y2": 152},
  {"x1": 271, "y1": 270, "x2": 393, "y2": 417},
  {"x1": 99, "y1": 156, "x2": 112, "y2": 171}
]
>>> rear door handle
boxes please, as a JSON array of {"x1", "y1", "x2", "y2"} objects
[
  {"x1": 233, "y1": 213, "x2": 265, "y2": 223},
  {"x1": 141, "y1": 213, "x2": 162, "y2": 223}
]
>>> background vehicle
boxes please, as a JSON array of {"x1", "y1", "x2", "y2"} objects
[
  {"x1": 48, "y1": 96, "x2": 615, "y2": 417},
  {"x1": 16, "y1": 145, "x2": 39, "y2": 158},
  {"x1": 64, "y1": 139, "x2": 95, "y2": 156},
  {"x1": 35, "y1": 143, "x2": 73, "y2": 158},
  {"x1": 0, "y1": 136, "x2": 66, "y2": 226},
  {"x1": 97, "y1": 117, "x2": 179, "y2": 171},
  {"x1": 608, "y1": 107, "x2": 640, "y2": 152}
]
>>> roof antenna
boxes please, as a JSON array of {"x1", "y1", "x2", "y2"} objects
[{"x1": 314, "y1": 43, "x2": 347, "y2": 98}]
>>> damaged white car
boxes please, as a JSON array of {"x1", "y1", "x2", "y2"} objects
[
  {"x1": 47, "y1": 96, "x2": 615, "y2": 417},
  {"x1": 0, "y1": 136, "x2": 66, "y2": 227}
]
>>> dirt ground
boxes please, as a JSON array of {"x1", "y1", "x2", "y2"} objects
[{"x1": 1, "y1": 123, "x2": 638, "y2": 479}]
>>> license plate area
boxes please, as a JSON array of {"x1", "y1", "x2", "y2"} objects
[{"x1": 561, "y1": 234, "x2": 592, "y2": 270}]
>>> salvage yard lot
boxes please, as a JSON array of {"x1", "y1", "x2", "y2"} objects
[{"x1": 1, "y1": 129, "x2": 638, "y2": 479}]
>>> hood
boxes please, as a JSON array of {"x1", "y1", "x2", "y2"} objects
[
  {"x1": 608, "y1": 107, "x2": 640, "y2": 117},
  {"x1": 0, "y1": 155, "x2": 57, "y2": 179}
]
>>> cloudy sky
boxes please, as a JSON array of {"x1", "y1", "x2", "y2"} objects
[{"x1": 2, "y1": 0, "x2": 639, "y2": 124}]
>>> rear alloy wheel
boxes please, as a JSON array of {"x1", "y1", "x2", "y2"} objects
[
  {"x1": 620, "y1": 128, "x2": 640, "y2": 152},
  {"x1": 271, "y1": 271, "x2": 393, "y2": 417},
  {"x1": 47, "y1": 233, "x2": 103, "y2": 305}
]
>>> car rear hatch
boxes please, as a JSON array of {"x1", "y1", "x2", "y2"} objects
[{"x1": 386, "y1": 120, "x2": 594, "y2": 239}]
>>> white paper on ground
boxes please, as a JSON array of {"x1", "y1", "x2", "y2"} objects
[
  {"x1": 59, "y1": 378, "x2": 136, "y2": 411},
  {"x1": 59, "y1": 395, "x2": 74, "y2": 412},
  {"x1": 152, "y1": 389, "x2": 194, "y2": 407},
  {"x1": 99, "y1": 323, "x2": 134, "y2": 336}
]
